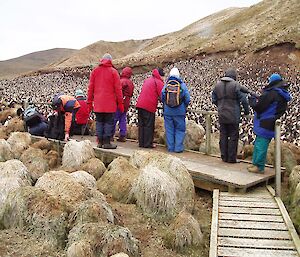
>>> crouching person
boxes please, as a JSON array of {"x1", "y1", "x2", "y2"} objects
[
  {"x1": 73, "y1": 89, "x2": 90, "y2": 135},
  {"x1": 24, "y1": 105, "x2": 48, "y2": 136},
  {"x1": 161, "y1": 67, "x2": 190, "y2": 153},
  {"x1": 248, "y1": 73, "x2": 291, "y2": 173}
]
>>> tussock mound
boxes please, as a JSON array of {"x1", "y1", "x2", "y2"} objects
[
  {"x1": 127, "y1": 125, "x2": 138, "y2": 140},
  {"x1": 154, "y1": 117, "x2": 165, "y2": 144},
  {"x1": 5, "y1": 117, "x2": 25, "y2": 134},
  {"x1": 97, "y1": 157, "x2": 140, "y2": 202},
  {"x1": 0, "y1": 159, "x2": 32, "y2": 182},
  {"x1": 80, "y1": 157, "x2": 106, "y2": 180},
  {"x1": 0, "y1": 186, "x2": 68, "y2": 248},
  {"x1": 111, "y1": 253, "x2": 129, "y2": 257},
  {"x1": 289, "y1": 166, "x2": 300, "y2": 191},
  {"x1": 293, "y1": 183, "x2": 300, "y2": 206},
  {"x1": 242, "y1": 144, "x2": 254, "y2": 160},
  {"x1": 67, "y1": 240, "x2": 93, "y2": 257},
  {"x1": 0, "y1": 108, "x2": 18, "y2": 123},
  {"x1": 164, "y1": 210, "x2": 203, "y2": 251},
  {"x1": 7, "y1": 132, "x2": 31, "y2": 158},
  {"x1": 31, "y1": 138, "x2": 52, "y2": 151},
  {"x1": 184, "y1": 120, "x2": 205, "y2": 151},
  {"x1": 130, "y1": 150, "x2": 195, "y2": 212},
  {"x1": 35, "y1": 170, "x2": 89, "y2": 212},
  {"x1": 129, "y1": 165, "x2": 181, "y2": 219},
  {"x1": 0, "y1": 139, "x2": 13, "y2": 162},
  {"x1": 0, "y1": 127, "x2": 8, "y2": 139},
  {"x1": 70, "y1": 170, "x2": 96, "y2": 188},
  {"x1": 62, "y1": 140, "x2": 95, "y2": 168},
  {"x1": 68, "y1": 198, "x2": 114, "y2": 229},
  {"x1": 20, "y1": 147, "x2": 49, "y2": 181},
  {"x1": 67, "y1": 223, "x2": 140, "y2": 257},
  {"x1": 45, "y1": 150, "x2": 60, "y2": 168}
]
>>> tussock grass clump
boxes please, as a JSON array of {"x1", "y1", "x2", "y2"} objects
[
  {"x1": 67, "y1": 223, "x2": 140, "y2": 257},
  {"x1": 0, "y1": 186, "x2": 68, "y2": 248},
  {"x1": 97, "y1": 157, "x2": 140, "y2": 202},
  {"x1": 70, "y1": 170, "x2": 96, "y2": 189},
  {"x1": 80, "y1": 157, "x2": 106, "y2": 180},
  {"x1": 163, "y1": 210, "x2": 203, "y2": 251},
  {"x1": 0, "y1": 139, "x2": 13, "y2": 162},
  {"x1": 7, "y1": 132, "x2": 31, "y2": 158},
  {"x1": 31, "y1": 138, "x2": 52, "y2": 151},
  {"x1": 62, "y1": 140, "x2": 95, "y2": 168},
  {"x1": 289, "y1": 166, "x2": 300, "y2": 191}
]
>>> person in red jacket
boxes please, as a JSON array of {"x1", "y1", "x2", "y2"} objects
[
  {"x1": 113, "y1": 67, "x2": 135, "y2": 142},
  {"x1": 87, "y1": 53, "x2": 124, "y2": 149},
  {"x1": 73, "y1": 89, "x2": 90, "y2": 135},
  {"x1": 136, "y1": 68, "x2": 165, "y2": 148}
]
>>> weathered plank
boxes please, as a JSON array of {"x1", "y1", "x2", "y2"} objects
[
  {"x1": 219, "y1": 220, "x2": 287, "y2": 230},
  {"x1": 219, "y1": 196, "x2": 275, "y2": 202},
  {"x1": 219, "y1": 213, "x2": 284, "y2": 222},
  {"x1": 219, "y1": 206, "x2": 281, "y2": 215},
  {"x1": 218, "y1": 247, "x2": 298, "y2": 257},
  {"x1": 209, "y1": 190, "x2": 219, "y2": 257},
  {"x1": 218, "y1": 228, "x2": 291, "y2": 240},
  {"x1": 219, "y1": 200, "x2": 278, "y2": 208},
  {"x1": 219, "y1": 237, "x2": 295, "y2": 250}
]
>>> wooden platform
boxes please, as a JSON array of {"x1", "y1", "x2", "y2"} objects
[
  {"x1": 72, "y1": 135, "x2": 279, "y2": 192},
  {"x1": 209, "y1": 186, "x2": 300, "y2": 257}
]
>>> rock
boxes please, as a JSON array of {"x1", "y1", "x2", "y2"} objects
[
  {"x1": 62, "y1": 140, "x2": 95, "y2": 169},
  {"x1": 80, "y1": 157, "x2": 106, "y2": 180},
  {"x1": 0, "y1": 139, "x2": 13, "y2": 162},
  {"x1": 31, "y1": 138, "x2": 52, "y2": 151},
  {"x1": 7, "y1": 132, "x2": 31, "y2": 159},
  {"x1": 97, "y1": 157, "x2": 140, "y2": 202},
  {"x1": 289, "y1": 166, "x2": 300, "y2": 191},
  {"x1": 184, "y1": 120, "x2": 205, "y2": 150},
  {"x1": 67, "y1": 223, "x2": 140, "y2": 257},
  {"x1": 164, "y1": 210, "x2": 203, "y2": 251},
  {"x1": 70, "y1": 170, "x2": 96, "y2": 188},
  {"x1": 0, "y1": 186, "x2": 68, "y2": 248},
  {"x1": 20, "y1": 147, "x2": 49, "y2": 181}
]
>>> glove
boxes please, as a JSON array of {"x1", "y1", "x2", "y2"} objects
[
  {"x1": 118, "y1": 103, "x2": 124, "y2": 113},
  {"x1": 64, "y1": 133, "x2": 70, "y2": 141}
]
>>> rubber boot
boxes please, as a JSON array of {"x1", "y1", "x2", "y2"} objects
[
  {"x1": 102, "y1": 137, "x2": 117, "y2": 149},
  {"x1": 97, "y1": 137, "x2": 103, "y2": 148},
  {"x1": 117, "y1": 135, "x2": 126, "y2": 142}
]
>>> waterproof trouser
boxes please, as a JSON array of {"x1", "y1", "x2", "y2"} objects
[
  {"x1": 29, "y1": 122, "x2": 48, "y2": 137},
  {"x1": 95, "y1": 112, "x2": 114, "y2": 144},
  {"x1": 137, "y1": 108, "x2": 155, "y2": 148},
  {"x1": 252, "y1": 135, "x2": 271, "y2": 171},
  {"x1": 219, "y1": 123, "x2": 239, "y2": 162},
  {"x1": 113, "y1": 110, "x2": 127, "y2": 137},
  {"x1": 164, "y1": 115, "x2": 186, "y2": 152}
]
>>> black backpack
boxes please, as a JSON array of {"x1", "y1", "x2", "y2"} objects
[
  {"x1": 165, "y1": 80, "x2": 182, "y2": 107},
  {"x1": 45, "y1": 113, "x2": 65, "y2": 140}
]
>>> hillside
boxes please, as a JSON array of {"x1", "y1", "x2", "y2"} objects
[
  {"x1": 0, "y1": 48, "x2": 77, "y2": 79},
  {"x1": 51, "y1": 0, "x2": 299, "y2": 70}
]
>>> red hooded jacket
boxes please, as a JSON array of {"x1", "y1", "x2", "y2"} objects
[
  {"x1": 136, "y1": 69, "x2": 164, "y2": 113},
  {"x1": 87, "y1": 59, "x2": 123, "y2": 113},
  {"x1": 75, "y1": 97, "x2": 89, "y2": 125},
  {"x1": 120, "y1": 67, "x2": 134, "y2": 112}
]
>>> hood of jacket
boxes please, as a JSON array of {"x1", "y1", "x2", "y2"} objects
[
  {"x1": 99, "y1": 59, "x2": 113, "y2": 67},
  {"x1": 121, "y1": 67, "x2": 132, "y2": 78},
  {"x1": 167, "y1": 76, "x2": 183, "y2": 84},
  {"x1": 220, "y1": 76, "x2": 235, "y2": 83},
  {"x1": 152, "y1": 69, "x2": 163, "y2": 81},
  {"x1": 265, "y1": 80, "x2": 292, "y2": 102}
]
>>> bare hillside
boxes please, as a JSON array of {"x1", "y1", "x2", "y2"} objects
[
  {"x1": 50, "y1": 0, "x2": 299, "y2": 70},
  {"x1": 0, "y1": 48, "x2": 77, "y2": 79}
]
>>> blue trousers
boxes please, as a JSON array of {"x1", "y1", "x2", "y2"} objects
[
  {"x1": 252, "y1": 135, "x2": 271, "y2": 171},
  {"x1": 95, "y1": 112, "x2": 114, "y2": 144},
  {"x1": 113, "y1": 110, "x2": 127, "y2": 137},
  {"x1": 164, "y1": 115, "x2": 186, "y2": 152}
]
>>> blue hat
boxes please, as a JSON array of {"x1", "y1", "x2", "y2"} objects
[
  {"x1": 269, "y1": 73, "x2": 282, "y2": 84},
  {"x1": 75, "y1": 89, "x2": 84, "y2": 97}
]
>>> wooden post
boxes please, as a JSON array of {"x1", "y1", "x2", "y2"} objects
[
  {"x1": 205, "y1": 114, "x2": 212, "y2": 155},
  {"x1": 275, "y1": 119, "x2": 281, "y2": 197}
]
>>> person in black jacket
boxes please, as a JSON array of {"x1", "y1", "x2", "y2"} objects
[
  {"x1": 212, "y1": 68, "x2": 250, "y2": 163},
  {"x1": 248, "y1": 73, "x2": 291, "y2": 173}
]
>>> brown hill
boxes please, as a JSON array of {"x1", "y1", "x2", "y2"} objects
[
  {"x1": 0, "y1": 48, "x2": 77, "y2": 79},
  {"x1": 49, "y1": 0, "x2": 300, "y2": 70}
]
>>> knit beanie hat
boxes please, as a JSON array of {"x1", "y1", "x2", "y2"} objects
[
  {"x1": 269, "y1": 73, "x2": 282, "y2": 84},
  {"x1": 169, "y1": 67, "x2": 180, "y2": 78},
  {"x1": 75, "y1": 89, "x2": 84, "y2": 97},
  {"x1": 225, "y1": 68, "x2": 237, "y2": 80},
  {"x1": 102, "y1": 53, "x2": 112, "y2": 60}
]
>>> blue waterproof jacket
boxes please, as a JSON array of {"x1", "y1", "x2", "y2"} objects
[
  {"x1": 161, "y1": 76, "x2": 190, "y2": 116},
  {"x1": 250, "y1": 80, "x2": 291, "y2": 139}
]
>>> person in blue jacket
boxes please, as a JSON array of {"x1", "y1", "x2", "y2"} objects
[
  {"x1": 248, "y1": 73, "x2": 291, "y2": 173},
  {"x1": 161, "y1": 67, "x2": 190, "y2": 153}
]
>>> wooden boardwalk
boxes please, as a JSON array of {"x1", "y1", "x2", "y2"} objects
[{"x1": 209, "y1": 186, "x2": 300, "y2": 257}]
